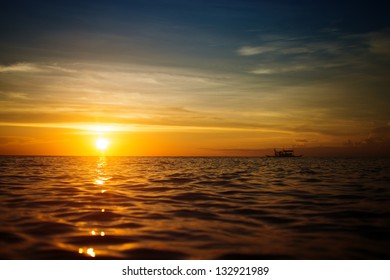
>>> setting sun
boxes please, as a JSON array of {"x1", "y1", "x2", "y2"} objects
[{"x1": 95, "y1": 138, "x2": 109, "y2": 151}]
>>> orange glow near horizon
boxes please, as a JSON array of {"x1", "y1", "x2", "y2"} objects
[{"x1": 0, "y1": 122, "x2": 388, "y2": 157}]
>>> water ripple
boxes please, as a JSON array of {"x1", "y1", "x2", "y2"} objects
[{"x1": 0, "y1": 156, "x2": 389, "y2": 259}]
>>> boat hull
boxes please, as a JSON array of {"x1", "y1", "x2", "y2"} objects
[
  {"x1": 266, "y1": 148, "x2": 302, "y2": 157},
  {"x1": 266, "y1": 155, "x2": 302, "y2": 157}
]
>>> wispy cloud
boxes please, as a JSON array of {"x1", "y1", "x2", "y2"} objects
[
  {"x1": 0, "y1": 61, "x2": 248, "y2": 129},
  {"x1": 366, "y1": 124, "x2": 390, "y2": 144},
  {"x1": 238, "y1": 45, "x2": 311, "y2": 56},
  {"x1": 251, "y1": 64, "x2": 313, "y2": 74},
  {"x1": 0, "y1": 62, "x2": 76, "y2": 73},
  {"x1": 368, "y1": 29, "x2": 390, "y2": 56},
  {"x1": 250, "y1": 61, "x2": 345, "y2": 74},
  {"x1": 237, "y1": 30, "x2": 388, "y2": 78},
  {"x1": 0, "y1": 63, "x2": 43, "y2": 73},
  {"x1": 237, "y1": 33, "x2": 340, "y2": 57},
  {"x1": 238, "y1": 46, "x2": 278, "y2": 56},
  {"x1": 0, "y1": 59, "x2": 386, "y2": 142},
  {"x1": 0, "y1": 136, "x2": 36, "y2": 145}
]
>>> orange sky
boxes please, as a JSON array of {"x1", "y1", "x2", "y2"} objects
[
  {"x1": 0, "y1": 1, "x2": 389, "y2": 156},
  {"x1": 0, "y1": 61, "x2": 388, "y2": 156}
]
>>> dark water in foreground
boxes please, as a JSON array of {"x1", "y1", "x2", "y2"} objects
[{"x1": 0, "y1": 156, "x2": 389, "y2": 259}]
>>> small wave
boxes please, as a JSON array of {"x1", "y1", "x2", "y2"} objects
[
  {"x1": 217, "y1": 253, "x2": 294, "y2": 260},
  {"x1": 66, "y1": 235, "x2": 136, "y2": 246},
  {"x1": 22, "y1": 221, "x2": 76, "y2": 236},
  {"x1": 122, "y1": 248, "x2": 188, "y2": 260},
  {"x1": 0, "y1": 156, "x2": 389, "y2": 259},
  {"x1": 171, "y1": 192, "x2": 218, "y2": 201},
  {"x1": 0, "y1": 231, "x2": 25, "y2": 243},
  {"x1": 170, "y1": 209, "x2": 219, "y2": 220},
  {"x1": 74, "y1": 211, "x2": 125, "y2": 222}
]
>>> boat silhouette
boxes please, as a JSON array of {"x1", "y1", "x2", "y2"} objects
[{"x1": 266, "y1": 148, "x2": 302, "y2": 157}]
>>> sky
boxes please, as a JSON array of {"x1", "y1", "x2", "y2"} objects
[{"x1": 0, "y1": 0, "x2": 389, "y2": 156}]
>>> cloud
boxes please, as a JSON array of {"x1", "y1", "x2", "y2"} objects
[
  {"x1": 0, "y1": 58, "x2": 388, "y2": 150},
  {"x1": 0, "y1": 63, "x2": 43, "y2": 73},
  {"x1": 251, "y1": 64, "x2": 313, "y2": 74},
  {"x1": 238, "y1": 46, "x2": 277, "y2": 56},
  {"x1": 236, "y1": 30, "x2": 377, "y2": 77},
  {"x1": 0, "y1": 62, "x2": 76, "y2": 74},
  {"x1": 238, "y1": 45, "x2": 312, "y2": 56},
  {"x1": 250, "y1": 60, "x2": 345, "y2": 75},
  {"x1": 296, "y1": 139, "x2": 309, "y2": 143},
  {"x1": 1, "y1": 61, "x2": 259, "y2": 131},
  {"x1": 366, "y1": 124, "x2": 390, "y2": 144},
  {"x1": 237, "y1": 35, "x2": 332, "y2": 57},
  {"x1": 1, "y1": 91, "x2": 30, "y2": 100},
  {"x1": 0, "y1": 136, "x2": 36, "y2": 145},
  {"x1": 368, "y1": 30, "x2": 390, "y2": 56}
]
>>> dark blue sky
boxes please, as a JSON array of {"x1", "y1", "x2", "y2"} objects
[{"x1": 1, "y1": 0, "x2": 388, "y2": 65}]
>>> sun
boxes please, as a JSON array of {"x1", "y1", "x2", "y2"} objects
[{"x1": 95, "y1": 138, "x2": 109, "y2": 151}]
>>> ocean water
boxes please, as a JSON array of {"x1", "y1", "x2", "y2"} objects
[{"x1": 0, "y1": 156, "x2": 389, "y2": 259}]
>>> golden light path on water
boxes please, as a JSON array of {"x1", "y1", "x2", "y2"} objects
[{"x1": 78, "y1": 156, "x2": 111, "y2": 258}]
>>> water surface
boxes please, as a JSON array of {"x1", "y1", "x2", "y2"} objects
[{"x1": 0, "y1": 156, "x2": 389, "y2": 259}]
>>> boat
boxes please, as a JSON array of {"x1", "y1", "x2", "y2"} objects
[{"x1": 266, "y1": 148, "x2": 302, "y2": 157}]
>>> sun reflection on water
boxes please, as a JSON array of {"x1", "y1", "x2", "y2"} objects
[
  {"x1": 95, "y1": 179, "x2": 104, "y2": 185},
  {"x1": 76, "y1": 156, "x2": 111, "y2": 258},
  {"x1": 87, "y1": 248, "x2": 96, "y2": 258},
  {"x1": 78, "y1": 247, "x2": 96, "y2": 258},
  {"x1": 90, "y1": 229, "x2": 106, "y2": 237}
]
